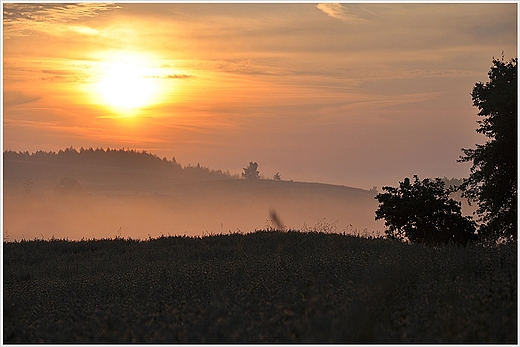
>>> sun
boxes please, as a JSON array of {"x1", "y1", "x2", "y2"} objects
[{"x1": 93, "y1": 52, "x2": 162, "y2": 113}]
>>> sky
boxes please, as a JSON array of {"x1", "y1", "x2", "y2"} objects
[{"x1": 2, "y1": 2, "x2": 518, "y2": 190}]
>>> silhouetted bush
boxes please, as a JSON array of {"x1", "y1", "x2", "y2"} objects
[{"x1": 375, "y1": 176, "x2": 477, "y2": 246}]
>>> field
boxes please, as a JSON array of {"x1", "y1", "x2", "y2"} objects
[{"x1": 3, "y1": 231, "x2": 517, "y2": 343}]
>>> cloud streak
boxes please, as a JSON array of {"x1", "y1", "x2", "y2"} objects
[
  {"x1": 3, "y1": 91, "x2": 41, "y2": 107},
  {"x1": 144, "y1": 74, "x2": 194, "y2": 79},
  {"x1": 316, "y1": 3, "x2": 374, "y2": 23},
  {"x1": 3, "y1": 3, "x2": 119, "y2": 38}
]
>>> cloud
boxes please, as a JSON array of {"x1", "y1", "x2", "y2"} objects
[
  {"x1": 3, "y1": 3, "x2": 119, "y2": 38},
  {"x1": 316, "y1": 3, "x2": 344, "y2": 20},
  {"x1": 70, "y1": 25, "x2": 100, "y2": 35},
  {"x1": 3, "y1": 3, "x2": 119, "y2": 23},
  {"x1": 165, "y1": 74, "x2": 193, "y2": 79},
  {"x1": 3, "y1": 91, "x2": 41, "y2": 107},
  {"x1": 144, "y1": 74, "x2": 194, "y2": 79},
  {"x1": 316, "y1": 3, "x2": 374, "y2": 23}
]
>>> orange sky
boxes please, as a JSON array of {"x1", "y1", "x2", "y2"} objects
[{"x1": 2, "y1": 2, "x2": 517, "y2": 189}]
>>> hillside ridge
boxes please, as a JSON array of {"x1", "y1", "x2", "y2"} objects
[{"x1": 3, "y1": 147, "x2": 371, "y2": 192}]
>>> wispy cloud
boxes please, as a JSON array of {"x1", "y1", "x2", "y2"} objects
[
  {"x1": 3, "y1": 117, "x2": 171, "y2": 146},
  {"x1": 144, "y1": 74, "x2": 194, "y2": 79},
  {"x1": 3, "y1": 91, "x2": 41, "y2": 107},
  {"x1": 3, "y1": 3, "x2": 119, "y2": 38},
  {"x1": 216, "y1": 59, "x2": 283, "y2": 76},
  {"x1": 3, "y1": 3, "x2": 119, "y2": 23},
  {"x1": 69, "y1": 25, "x2": 100, "y2": 36},
  {"x1": 316, "y1": 3, "x2": 375, "y2": 23}
]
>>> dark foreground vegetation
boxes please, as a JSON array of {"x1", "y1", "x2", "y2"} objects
[{"x1": 3, "y1": 231, "x2": 516, "y2": 343}]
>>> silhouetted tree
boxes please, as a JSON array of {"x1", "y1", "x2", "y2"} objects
[
  {"x1": 273, "y1": 172, "x2": 281, "y2": 180},
  {"x1": 459, "y1": 57, "x2": 517, "y2": 242},
  {"x1": 242, "y1": 162, "x2": 260, "y2": 179},
  {"x1": 375, "y1": 176, "x2": 477, "y2": 246}
]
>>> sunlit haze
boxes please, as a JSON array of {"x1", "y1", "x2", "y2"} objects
[{"x1": 91, "y1": 51, "x2": 164, "y2": 113}]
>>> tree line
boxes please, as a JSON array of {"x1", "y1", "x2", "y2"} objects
[{"x1": 3, "y1": 147, "x2": 239, "y2": 181}]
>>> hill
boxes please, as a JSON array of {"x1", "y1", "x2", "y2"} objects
[{"x1": 3, "y1": 148, "x2": 383, "y2": 240}]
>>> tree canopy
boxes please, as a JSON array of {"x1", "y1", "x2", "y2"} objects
[
  {"x1": 459, "y1": 57, "x2": 517, "y2": 242},
  {"x1": 375, "y1": 176, "x2": 476, "y2": 246},
  {"x1": 242, "y1": 162, "x2": 260, "y2": 180}
]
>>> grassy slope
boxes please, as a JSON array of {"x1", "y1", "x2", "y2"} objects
[{"x1": 3, "y1": 231, "x2": 517, "y2": 343}]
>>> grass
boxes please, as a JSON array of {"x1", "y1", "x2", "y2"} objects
[{"x1": 3, "y1": 230, "x2": 517, "y2": 343}]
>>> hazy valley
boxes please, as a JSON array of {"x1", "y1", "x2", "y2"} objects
[{"x1": 3, "y1": 149, "x2": 384, "y2": 241}]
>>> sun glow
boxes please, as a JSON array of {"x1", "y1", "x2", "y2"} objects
[{"x1": 92, "y1": 52, "x2": 164, "y2": 113}]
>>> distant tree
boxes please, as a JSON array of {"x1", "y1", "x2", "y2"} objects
[
  {"x1": 242, "y1": 162, "x2": 260, "y2": 180},
  {"x1": 458, "y1": 57, "x2": 517, "y2": 242},
  {"x1": 273, "y1": 172, "x2": 281, "y2": 180},
  {"x1": 375, "y1": 176, "x2": 477, "y2": 246}
]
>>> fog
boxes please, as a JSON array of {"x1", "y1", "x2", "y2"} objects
[{"x1": 3, "y1": 150, "x2": 386, "y2": 241}]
